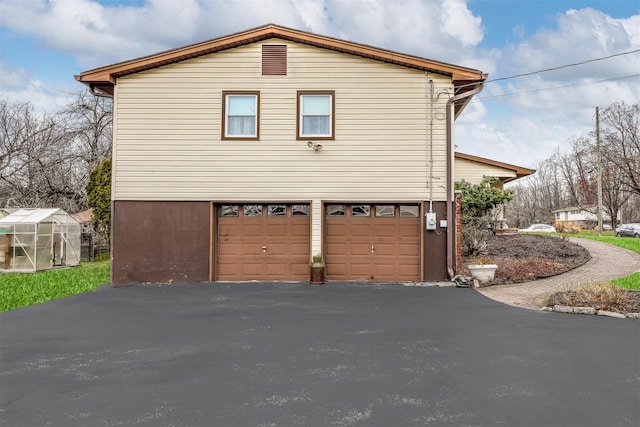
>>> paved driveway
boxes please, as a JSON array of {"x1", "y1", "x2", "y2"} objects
[{"x1": 1, "y1": 282, "x2": 639, "y2": 426}]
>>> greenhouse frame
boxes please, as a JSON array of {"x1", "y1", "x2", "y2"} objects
[{"x1": 0, "y1": 208, "x2": 81, "y2": 272}]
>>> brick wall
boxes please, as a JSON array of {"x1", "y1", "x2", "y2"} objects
[{"x1": 455, "y1": 191, "x2": 462, "y2": 272}]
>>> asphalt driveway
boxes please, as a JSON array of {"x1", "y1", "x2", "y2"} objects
[{"x1": 1, "y1": 282, "x2": 639, "y2": 426}]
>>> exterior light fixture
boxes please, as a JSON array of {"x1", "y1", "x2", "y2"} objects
[{"x1": 307, "y1": 141, "x2": 323, "y2": 151}]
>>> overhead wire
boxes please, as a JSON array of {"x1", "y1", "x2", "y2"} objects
[
  {"x1": 472, "y1": 73, "x2": 640, "y2": 102},
  {"x1": 486, "y1": 48, "x2": 640, "y2": 83},
  {"x1": 453, "y1": 48, "x2": 640, "y2": 97}
]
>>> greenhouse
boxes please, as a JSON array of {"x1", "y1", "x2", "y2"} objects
[{"x1": 0, "y1": 208, "x2": 81, "y2": 272}]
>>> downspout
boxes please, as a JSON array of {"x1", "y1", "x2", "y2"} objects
[
  {"x1": 89, "y1": 84, "x2": 113, "y2": 99},
  {"x1": 428, "y1": 78, "x2": 434, "y2": 213},
  {"x1": 445, "y1": 82, "x2": 484, "y2": 279}
]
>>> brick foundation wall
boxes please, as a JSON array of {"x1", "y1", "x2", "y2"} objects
[{"x1": 455, "y1": 191, "x2": 462, "y2": 272}]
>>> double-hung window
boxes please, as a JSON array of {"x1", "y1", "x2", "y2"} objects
[
  {"x1": 222, "y1": 91, "x2": 259, "y2": 139},
  {"x1": 297, "y1": 91, "x2": 334, "y2": 140}
]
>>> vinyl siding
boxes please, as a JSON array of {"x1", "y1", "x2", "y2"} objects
[
  {"x1": 113, "y1": 38, "x2": 452, "y2": 201},
  {"x1": 454, "y1": 158, "x2": 516, "y2": 187}
]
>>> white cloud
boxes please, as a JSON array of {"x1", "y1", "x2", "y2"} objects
[
  {"x1": 0, "y1": 61, "x2": 33, "y2": 91},
  {"x1": 441, "y1": 0, "x2": 483, "y2": 47},
  {"x1": 0, "y1": 61, "x2": 73, "y2": 112},
  {"x1": 460, "y1": 7, "x2": 640, "y2": 166},
  {"x1": 0, "y1": 0, "x2": 488, "y2": 67},
  {"x1": 1, "y1": 0, "x2": 638, "y2": 168},
  {"x1": 503, "y1": 8, "x2": 639, "y2": 80}
]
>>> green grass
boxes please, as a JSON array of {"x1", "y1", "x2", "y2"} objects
[
  {"x1": 612, "y1": 273, "x2": 640, "y2": 290},
  {"x1": 573, "y1": 234, "x2": 640, "y2": 290},
  {"x1": 0, "y1": 261, "x2": 110, "y2": 312},
  {"x1": 574, "y1": 234, "x2": 640, "y2": 253}
]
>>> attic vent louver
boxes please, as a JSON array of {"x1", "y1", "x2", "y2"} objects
[{"x1": 262, "y1": 45, "x2": 287, "y2": 75}]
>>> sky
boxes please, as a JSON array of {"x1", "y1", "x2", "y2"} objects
[{"x1": 1, "y1": 0, "x2": 639, "y2": 168}]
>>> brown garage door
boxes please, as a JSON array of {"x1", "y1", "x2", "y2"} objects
[
  {"x1": 217, "y1": 204, "x2": 310, "y2": 281},
  {"x1": 325, "y1": 204, "x2": 420, "y2": 282}
]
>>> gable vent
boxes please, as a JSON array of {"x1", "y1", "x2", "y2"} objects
[{"x1": 262, "y1": 45, "x2": 287, "y2": 75}]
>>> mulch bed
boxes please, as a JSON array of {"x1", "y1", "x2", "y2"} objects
[
  {"x1": 460, "y1": 234, "x2": 590, "y2": 284},
  {"x1": 460, "y1": 234, "x2": 639, "y2": 314},
  {"x1": 546, "y1": 286, "x2": 640, "y2": 314}
]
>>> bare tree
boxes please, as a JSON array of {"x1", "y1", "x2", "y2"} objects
[
  {"x1": 506, "y1": 156, "x2": 571, "y2": 228},
  {"x1": 60, "y1": 89, "x2": 112, "y2": 170},
  {"x1": 508, "y1": 101, "x2": 638, "y2": 229},
  {"x1": 600, "y1": 101, "x2": 640, "y2": 196},
  {"x1": 0, "y1": 99, "x2": 67, "y2": 208},
  {"x1": 554, "y1": 137, "x2": 628, "y2": 227},
  {"x1": 0, "y1": 90, "x2": 112, "y2": 212}
]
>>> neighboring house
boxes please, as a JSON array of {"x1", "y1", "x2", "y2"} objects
[
  {"x1": 76, "y1": 24, "x2": 487, "y2": 285},
  {"x1": 72, "y1": 208, "x2": 94, "y2": 234},
  {"x1": 454, "y1": 152, "x2": 535, "y2": 190},
  {"x1": 553, "y1": 206, "x2": 619, "y2": 228},
  {"x1": 455, "y1": 152, "x2": 535, "y2": 228}
]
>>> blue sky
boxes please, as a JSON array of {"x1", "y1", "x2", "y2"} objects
[{"x1": 1, "y1": 0, "x2": 639, "y2": 167}]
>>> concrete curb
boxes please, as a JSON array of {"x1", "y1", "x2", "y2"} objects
[{"x1": 540, "y1": 305, "x2": 640, "y2": 319}]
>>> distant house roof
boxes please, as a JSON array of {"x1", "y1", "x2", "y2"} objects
[
  {"x1": 75, "y1": 23, "x2": 486, "y2": 117},
  {"x1": 455, "y1": 152, "x2": 536, "y2": 183},
  {"x1": 72, "y1": 208, "x2": 93, "y2": 224},
  {"x1": 552, "y1": 205, "x2": 597, "y2": 213}
]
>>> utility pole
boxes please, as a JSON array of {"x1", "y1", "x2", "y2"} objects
[{"x1": 596, "y1": 107, "x2": 603, "y2": 236}]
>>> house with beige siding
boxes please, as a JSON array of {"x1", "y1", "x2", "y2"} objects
[
  {"x1": 455, "y1": 152, "x2": 535, "y2": 228},
  {"x1": 454, "y1": 152, "x2": 535, "y2": 189},
  {"x1": 76, "y1": 24, "x2": 487, "y2": 286}
]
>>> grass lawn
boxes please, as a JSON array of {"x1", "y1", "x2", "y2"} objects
[
  {"x1": 573, "y1": 233, "x2": 640, "y2": 290},
  {"x1": 612, "y1": 273, "x2": 640, "y2": 290},
  {"x1": 0, "y1": 260, "x2": 110, "y2": 312}
]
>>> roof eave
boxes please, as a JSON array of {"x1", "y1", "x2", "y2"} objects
[
  {"x1": 76, "y1": 24, "x2": 486, "y2": 92},
  {"x1": 455, "y1": 152, "x2": 536, "y2": 181}
]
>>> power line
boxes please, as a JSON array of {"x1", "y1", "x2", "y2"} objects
[
  {"x1": 454, "y1": 48, "x2": 640, "y2": 91},
  {"x1": 472, "y1": 73, "x2": 640, "y2": 102},
  {"x1": 486, "y1": 48, "x2": 640, "y2": 83}
]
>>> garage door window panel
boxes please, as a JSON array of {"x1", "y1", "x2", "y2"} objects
[
  {"x1": 219, "y1": 205, "x2": 239, "y2": 217},
  {"x1": 292, "y1": 205, "x2": 310, "y2": 216},
  {"x1": 352, "y1": 205, "x2": 371, "y2": 216},
  {"x1": 326, "y1": 205, "x2": 345, "y2": 216},
  {"x1": 268, "y1": 205, "x2": 286, "y2": 216},
  {"x1": 400, "y1": 205, "x2": 419, "y2": 217},
  {"x1": 375, "y1": 205, "x2": 395, "y2": 217},
  {"x1": 244, "y1": 205, "x2": 262, "y2": 217}
]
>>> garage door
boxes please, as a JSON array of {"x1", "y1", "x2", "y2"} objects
[
  {"x1": 217, "y1": 204, "x2": 310, "y2": 281},
  {"x1": 325, "y1": 204, "x2": 420, "y2": 282}
]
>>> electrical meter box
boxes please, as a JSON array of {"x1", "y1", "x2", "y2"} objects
[{"x1": 426, "y1": 212, "x2": 437, "y2": 230}]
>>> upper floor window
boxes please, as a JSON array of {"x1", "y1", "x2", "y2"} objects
[
  {"x1": 222, "y1": 91, "x2": 259, "y2": 140},
  {"x1": 297, "y1": 91, "x2": 335, "y2": 140}
]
